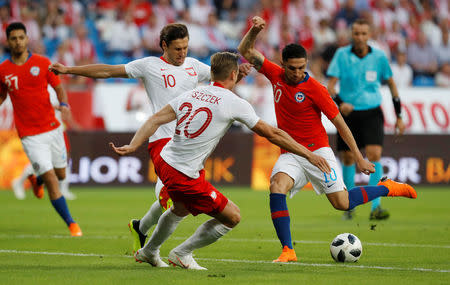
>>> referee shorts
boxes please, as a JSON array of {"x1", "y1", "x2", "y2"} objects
[{"x1": 337, "y1": 106, "x2": 384, "y2": 151}]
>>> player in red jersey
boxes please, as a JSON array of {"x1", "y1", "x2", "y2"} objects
[
  {"x1": 238, "y1": 16, "x2": 417, "y2": 263},
  {"x1": 0, "y1": 22, "x2": 82, "y2": 236}
]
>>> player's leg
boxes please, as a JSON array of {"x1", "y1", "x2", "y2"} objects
[
  {"x1": 365, "y1": 144, "x2": 389, "y2": 219},
  {"x1": 12, "y1": 163, "x2": 34, "y2": 199},
  {"x1": 168, "y1": 183, "x2": 234, "y2": 270},
  {"x1": 59, "y1": 167, "x2": 76, "y2": 200},
  {"x1": 340, "y1": 150, "x2": 356, "y2": 219},
  {"x1": 136, "y1": 201, "x2": 188, "y2": 267},
  {"x1": 338, "y1": 112, "x2": 358, "y2": 219},
  {"x1": 50, "y1": 128, "x2": 82, "y2": 236}
]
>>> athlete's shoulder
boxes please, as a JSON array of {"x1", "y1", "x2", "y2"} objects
[
  {"x1": 305, "y1": 74, "x2": 328, "y2": 93},
  {"x1": 0, "y1": 58, "x2": 10, "y2": 70},
  {"x1": 370, "y1": 46, "x2": 389, "y2": 59},
  {"x1": 30, "y1": 53, "x2": 51, "y2": 64}
]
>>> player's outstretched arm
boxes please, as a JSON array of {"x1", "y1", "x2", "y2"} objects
[
  {"x1": 251, "y1": 120, "x2": 331, "y2": 173},
  {"x1": 238, "y1": 16, "x2": 266, "y2": 70},
  {"x1": 110, "y1": 104, "x2": 176, "y2": 156},
  {"x1": 331, "y1": 114, "x2": 375, "y2": 175},
  {"x1": 49, "y1": 62, "x2": 128, "y2": 79}
]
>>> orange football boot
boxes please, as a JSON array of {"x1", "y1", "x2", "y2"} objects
[
  {"x1": 273, "y1": 246, "x2": 298, "y2": 263},
  {"x1": 69, "y1": 223, "x2": 83, "y2": 237},
  {"x1": 27, "y1": 175, "x2": 44, "y2": 199},
  {"x1": 378, "y1": 177, "x2": 417, "y2": 199}
]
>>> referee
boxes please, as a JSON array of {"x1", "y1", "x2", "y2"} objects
[{"x1": 326, "y1": 18, "x2": 405, "y2": 220}]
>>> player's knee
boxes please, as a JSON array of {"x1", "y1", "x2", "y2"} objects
[
  {"x1": 228, "y1": 211, "x2": 241, "y2": 228},
  {"x1": 331, "y1": 200, "x2": 349, "y2": 211},
  {"x1": 270, "y1": 179, "x2": 288, "y2": 194}
]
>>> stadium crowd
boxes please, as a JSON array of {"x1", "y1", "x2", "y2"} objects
[{"x1": 0, "y1": 0, "x2": 449, "y2": 87}]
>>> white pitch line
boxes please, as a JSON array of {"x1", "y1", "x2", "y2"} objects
[
  {"x1": 0, "y1": 249, "x2": 449, "y2": 273},
  {"x1": 1, "y1": 233, "x2": 449, "y2": 249}
]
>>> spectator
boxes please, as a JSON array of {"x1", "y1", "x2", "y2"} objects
[
  {"x1": 205, "y1": 12, "x2": 229, "y2": 53},
  {"x1": 217, "y1": 8, "x2": 244, "y2": 48},
  {"x1": 372, "y1": 0, "x2": 395, "y2": 32},
  {"x1": 178, "y1": 10, "x2": 208, "y2": 60},
  {"x1": 70, "y1": 24, "x2": 96, "y2": 65},
  {"x1": 142, "y1": 13, "x2": 164, "y2": 56},
  {"x1": 435, "y1": 63, "x2": 450, "y2": 87},
  {"x1": 20, "y1": 7, "x2": 41, "y2": 51},
  {"x1": 153, "y1": 0, "x2": 176, "y2": 26},
  {"x1": 435, "y1": 24, "x2": 450, "y2": 66},
  {"x1": 310, "y1": 0, "x2": 331, "y2": 29},
  {"x1": 60, "y1": 0, "x2": 83, "y2": 26},
  {"x1": 313, "y1": 19, "x2": 337, "y2": 54},
  {"x1": 128, "y1": 0, "x2": 152, "y2": 28},
  {"x1": 334, "y1": 0, "x2": 359, "y2": 28},
  {"x1": 213, "y1": 0, "x2": 237, "y2": 21},
  {"x1": 105, "y1": 11, "x2": 142, "y2": 58},
  {"x1": 391, "y1": 50, "x2": 413, "y2": 88},
  {"x1": 287, "y1": 0, "x2": 305, "y2": 32},
  {"x1": 189, "y1": 0, "x2": 215, "y2": 26},
  {"x1": 407, "y1": 31, "x2": 438, "y2": 78}
]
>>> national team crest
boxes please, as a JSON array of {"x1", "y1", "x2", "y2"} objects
[
  {"x1": 30, "y1": 66, "x2": 40, "y2": 76},
  {"x1": 295, "y1": 92, "x2": 305, "y2": 103}
]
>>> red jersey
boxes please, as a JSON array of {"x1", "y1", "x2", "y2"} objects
[
  {"x1": 0, "y1": 53, "x2": 61, "y2": 138},
  {"x1": 259, "y1": 58, "x2": 339, "y2": 152}
]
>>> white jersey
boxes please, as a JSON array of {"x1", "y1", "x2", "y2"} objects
[
  {"x1": 125, "y1": 56, "x2": 210, "y2": 142},
  {"x1": 161, "y1": 83, "x2": 260, "y2": 178}
]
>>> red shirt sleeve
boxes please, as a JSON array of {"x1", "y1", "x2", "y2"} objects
[
  {"x1": 309, "y1": 82, "x2": 339, "y2": 120},
  {"x1": 258, "y1": 57, "x2": 283, "y2": 83},
  {"x1": 45, "y1": 58, "x2": 61, "y2": 88}
]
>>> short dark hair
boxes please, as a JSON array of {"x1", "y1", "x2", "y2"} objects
[
  {"x1": 6, "y1": 22, "x2": 27, "y2": 39},
  {"x1": 352, "y1": 18, "x2": 371, "y2": 29},
  {"x1": 210, "y1": 52, "x2": 239, "y2": 81},
  {"x1": 159, "y1": 23, "x2": 189, "y2": 48},
  {"x1": 282, "y1": 44, "x2": 307, "y2": 62}
]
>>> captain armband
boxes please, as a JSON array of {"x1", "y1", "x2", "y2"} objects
[{"x1": 392, "y1": 97, "x2": 402, "y2": 118}]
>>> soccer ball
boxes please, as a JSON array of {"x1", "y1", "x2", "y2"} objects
[{"x1": 330, "y1": 233, "x2": 363, "y2": 262}]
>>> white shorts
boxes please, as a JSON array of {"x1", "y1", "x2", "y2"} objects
[
  {"x1": 21, "y1": 127, "x2": 67, "y2": 176},
  {"x1": 271, "y1": 147, "x2": 345, "y2": 196}
]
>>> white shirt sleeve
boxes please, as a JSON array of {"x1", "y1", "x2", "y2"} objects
[
  {"x1": 229, "y1": 97, "x2": 260, "y2": 129},
  {"x1": 194, "y1": 59, "x2": 211, "y2": 82},
  {"x1": 125, "y1": 58, "x2": 148, "y2": 79}
]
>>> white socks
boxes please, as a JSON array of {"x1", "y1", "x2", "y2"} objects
[
  {"x1": 173, "y1": 219, "x2": 232, "y2": 256},
  {"x1": 139, "y1": 200, "x2": 162, "y2": 234},
  {"x1": 16, "y1": 164, "x2": 34, "y2": 185},
  {"x1": 142, "y1": 208, "x2": 185, "y2": 256},
  {"x1": 139, "y1": 179, "x2": 164, "y2": 234}
]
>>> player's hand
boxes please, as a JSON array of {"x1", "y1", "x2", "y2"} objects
[
  {"x1": 109, "y1": 142, "x2": 136, "y2": 156},
  {"x1": 395, "y1": 117, "x2": 405, "y2": 136},
  {"x1": 252, "y1": 16, "x2": 266, "y2": 31},
  {"x1": 356, "y1": 158, "x2": 375, "y2": 175},
  {"x1": 308, "y1": 154, "x2": 331, "y2": 174},
  {"x1": 49, "y1": 62, "x2": 68, "y2": 75},
  {"x1": 59, "y1": 105, "x2": 71, "y2": 122},
  {"x1": 339, "y1": 103, "x2": 354, "y2": 117},
  {"x1": 238, "y1": 63, "x2": 253, "y2": 78}
]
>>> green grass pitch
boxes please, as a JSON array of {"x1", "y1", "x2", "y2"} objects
[{"x1": 0, "y1": 186, "x2": 449, "y2": 285}]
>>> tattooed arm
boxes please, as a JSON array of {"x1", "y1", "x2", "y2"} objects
[{"x1": 238, "y1": 16, "x2": 266, "y2": 71}]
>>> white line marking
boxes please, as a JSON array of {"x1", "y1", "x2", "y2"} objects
[
  {"x1": 0, "y1": 249, "x2": 448, "y2": 273},
  {"x1": 1, "y1": 234, "x2": 449, "y2": 249}
]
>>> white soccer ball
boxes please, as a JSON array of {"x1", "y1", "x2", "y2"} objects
[{"x1": 330, "y1": 233, "x2": 363, "y2": 262}]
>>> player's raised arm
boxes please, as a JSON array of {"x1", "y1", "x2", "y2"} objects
[
  {"x1": 110, "y1": 104, "x2": 177, "y2": 155},
  {"x1": 49, "y1": 62, "x2": 128, "y2": 78},
  {"x1": 238, "y1": 16, "x2": 266, "y2": 70},
  {"x1": 331, "y1": 113, "x2": 375, "y2": 175},
  {"x1": 251, "y1": 120, "x2": 331, "y2": 173}
]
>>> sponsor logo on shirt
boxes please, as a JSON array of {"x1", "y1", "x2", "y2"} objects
[
  {"x1": 30, "y1": 66, "x2": 40, "y2": 76},
  {"x1": 295, "y1": 92, "x2": 305, "y2": 103},
  {"x1": 210, "y1": 191, "x2": 217, "y2": 200}
]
